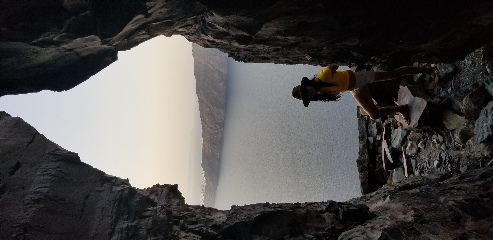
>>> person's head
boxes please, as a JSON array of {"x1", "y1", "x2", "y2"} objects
[
  {"x1": 292, "y1": 85, "x2": 302, "y2": 100},
  {"x1": 292, "y1": 84, "x2": 313, "y2": 107},
  {"x1": 292, "y1": 76, "x2": 342, "y2": 107}
]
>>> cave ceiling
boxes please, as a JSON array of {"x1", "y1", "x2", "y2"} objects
[{"x1": 1, "y1": 0, "x2": 492, "y2": 96}]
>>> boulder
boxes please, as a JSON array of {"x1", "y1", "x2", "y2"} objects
[
  {"x1": 0, "y1": 36, "x2": 117, "y2": 96},
  {"x1": 474, "y1": 101, "x2": 493, "y2": 142},
  {"x1": 485, "y1": 77, "x2": 493, "y2": 96},
  {"x1": 442, "y1": 110, "x2": 466, "y2": 130},
  {"x1": 396, "y1": 86, "x2": 427, "y2": 127},
  {"x1": 436, "y1": 63, "x2": 460, "y2": 82},
  {"x1": 463, "y1": 86, "x2": 491, "y2": 119},
  {"x1": 391, "y1": 126, "x2": 408, "y2": 149}
]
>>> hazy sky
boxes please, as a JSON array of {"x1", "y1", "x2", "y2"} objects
[{"x1": 0, "y1": 35, "x2": 203, "y2": 204}]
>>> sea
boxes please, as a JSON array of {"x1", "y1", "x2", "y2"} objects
[{"x1": 214, "y1": 59, "x2": 361, "y2": 210}]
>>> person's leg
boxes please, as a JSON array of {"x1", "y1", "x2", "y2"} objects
[
  {"x1": 352, "y1": 85, "x2": 409, "y2": 122},
  {"x1": 374, "y1": 66, "x2": 435, "y2": 81}
]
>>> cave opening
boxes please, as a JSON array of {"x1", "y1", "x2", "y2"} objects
[
  {"x1": 0, "y1": 35, "x2": 204, "y2": 205},
  {"x1": 0, "y1": 34, "x2": 363, "y2": 209}
]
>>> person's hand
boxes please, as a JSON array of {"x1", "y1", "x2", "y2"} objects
[{"x1": 328, "y1": 64, "x2": 339, "y2": 73}]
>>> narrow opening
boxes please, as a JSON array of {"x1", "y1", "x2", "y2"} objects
[{"x1": 0, "y1": 35, "x2": 204, "y2": 205}]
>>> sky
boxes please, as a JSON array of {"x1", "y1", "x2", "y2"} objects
[{"x1": 0, "y1": 35, "x2": 203, "y2": 204}]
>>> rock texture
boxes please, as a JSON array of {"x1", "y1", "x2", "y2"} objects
[
  {"x1": 2, "y1": 111, "x2": 493, "y2": 239},
  {"x1": 1, "y1": 0, "x2": 493, "y2": 96},
  {"x1": 0, "y1": 36, "x2": 116, "y2": 96},
  {"x1": 0, "y1": 111, "x2": 182, "y2": 239},
  {"x1": 347, "y1": 167, "x2": 493, "y2": 240},
  {"x1": 192, "y1": 43, "x2": 228, "y2": 207},
  {"x1": 356, "y1": 47, "x2": 493, "y2": 195}
]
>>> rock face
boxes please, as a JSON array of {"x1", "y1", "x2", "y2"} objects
[
  {"x1": 0, "y1": 111, "x2": 182, "y2": 239},
  {"x1": 0, "y1": 36, "x2": 116, "y2": 96},
  {"x1": 192, "y1": 44, "x2": 228, "y2": 207},
  {"x1": 2, "y1": 111, "x2": 493, "y2": 239},
  {"x1": 347, "y1": 168, "x2": 493, "y2": 240},
  {"x1": 356, "y1": 47, "x2": 493, "y2": 195},
  {"x1": 475, "y1": 101, "x2": 493, "y2": 142},
  {"x1": 1, "y1": 0, "x2": 493, "y2": 96}
]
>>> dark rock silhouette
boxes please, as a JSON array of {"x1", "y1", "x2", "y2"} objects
[
  {"x1": 475, "y1": 101, "x2": 493, "y2": 142},
  {"x1": 1, "y1": 0, "x2": 493, "y2": 95}
]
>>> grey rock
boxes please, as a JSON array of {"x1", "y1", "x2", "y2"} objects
[
  {"x1": 345, "y1": 167, "x2": 493, "y2": 240},
  {"x1": 396, "y1": 86, "x2": 428, "y2": 127},
  {"x1": 457, "y1": 126, "x2": 475, "y2": 145},
  {"x1": 442, "y1": 110, "x2": 466, "y2": 130},
  {"x1": 436, "y1": 63, "x2": 460, "y2": 81},
  {"x1": 432, "y1": 134, "x2": 444, "y2": 143},
  {"x1": 434, "y1": 159, "x2": 441, "y2": 168},
  {"x1": 463, "y1": 87, "x2": 491, "y2": 120},
  {"x1": 474, "y1": 101, "x2": 493, "y2": 142},
  {"x1": 405, "y1": 141, "x2": 418, "y2": 156},
  {"x1": 391, "y1": 127, "x2": 408, "y2": 149},
  {"x1": 481, "y1": 143, "x2": 493, "y2": 157},
  {"x1": 392, "y1": 167, "x2": 406, "y2": 183},
  {"x1": 485, "y1": 77, "x2": 493, "y2": 96},
  {"x1": 486, "y1": 60, "x2": 493, "y2": 75}
]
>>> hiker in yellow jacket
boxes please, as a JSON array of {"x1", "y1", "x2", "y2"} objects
[{"x1": 292, "y1": 65, "x2": 438, "y2": 123}]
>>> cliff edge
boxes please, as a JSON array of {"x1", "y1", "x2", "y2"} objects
[{"x1": 192, "y1": 43, "x2": 228, "y2": 207}]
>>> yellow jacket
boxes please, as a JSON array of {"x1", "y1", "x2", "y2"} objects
[{"x1": 313, "y1": 67, "x2": 350, "y2": 95}]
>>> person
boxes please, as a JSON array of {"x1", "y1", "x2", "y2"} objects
[{"x1": 292, "y1": 65, "x2": 439, "y2": 123}]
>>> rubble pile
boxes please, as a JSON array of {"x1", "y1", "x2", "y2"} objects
[{"x1": 357, "y1": 46, "x2": 493, "y2": 193}]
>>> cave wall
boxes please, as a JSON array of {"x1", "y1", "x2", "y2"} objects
[
  {"x1": 1, "y1": 111, "x2": 492, "y2": 239},
  {"x1": 1, "y1": 0, "x2": 493, "y2": 96}
]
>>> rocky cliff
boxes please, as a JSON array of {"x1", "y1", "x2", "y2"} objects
[
  {"x1": 2, "y1": 0, "x2": 493, "y2": 239},
  {"x1": 192, "y1": 43, "x2": 228, "y2": 207},
  {"x1": 356, "y1": 47, "x2": 493, "y2": 195},
  {"x1": 1, "y1": 111, "x2": 492, "y2": 239}
]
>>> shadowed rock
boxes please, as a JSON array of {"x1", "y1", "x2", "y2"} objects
[
  {"x1": 2, "y1": 0, "x2": 493, "y2": 96},
  {"x1": 2, "y1": 111, "x2": 493, "y2": 239},
  {"x1": 475, "y1": 101, "x2": 493, "y2": 142},
  {"x1": 356, "y1": 48, "x2": 493, "y2": 195}
]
